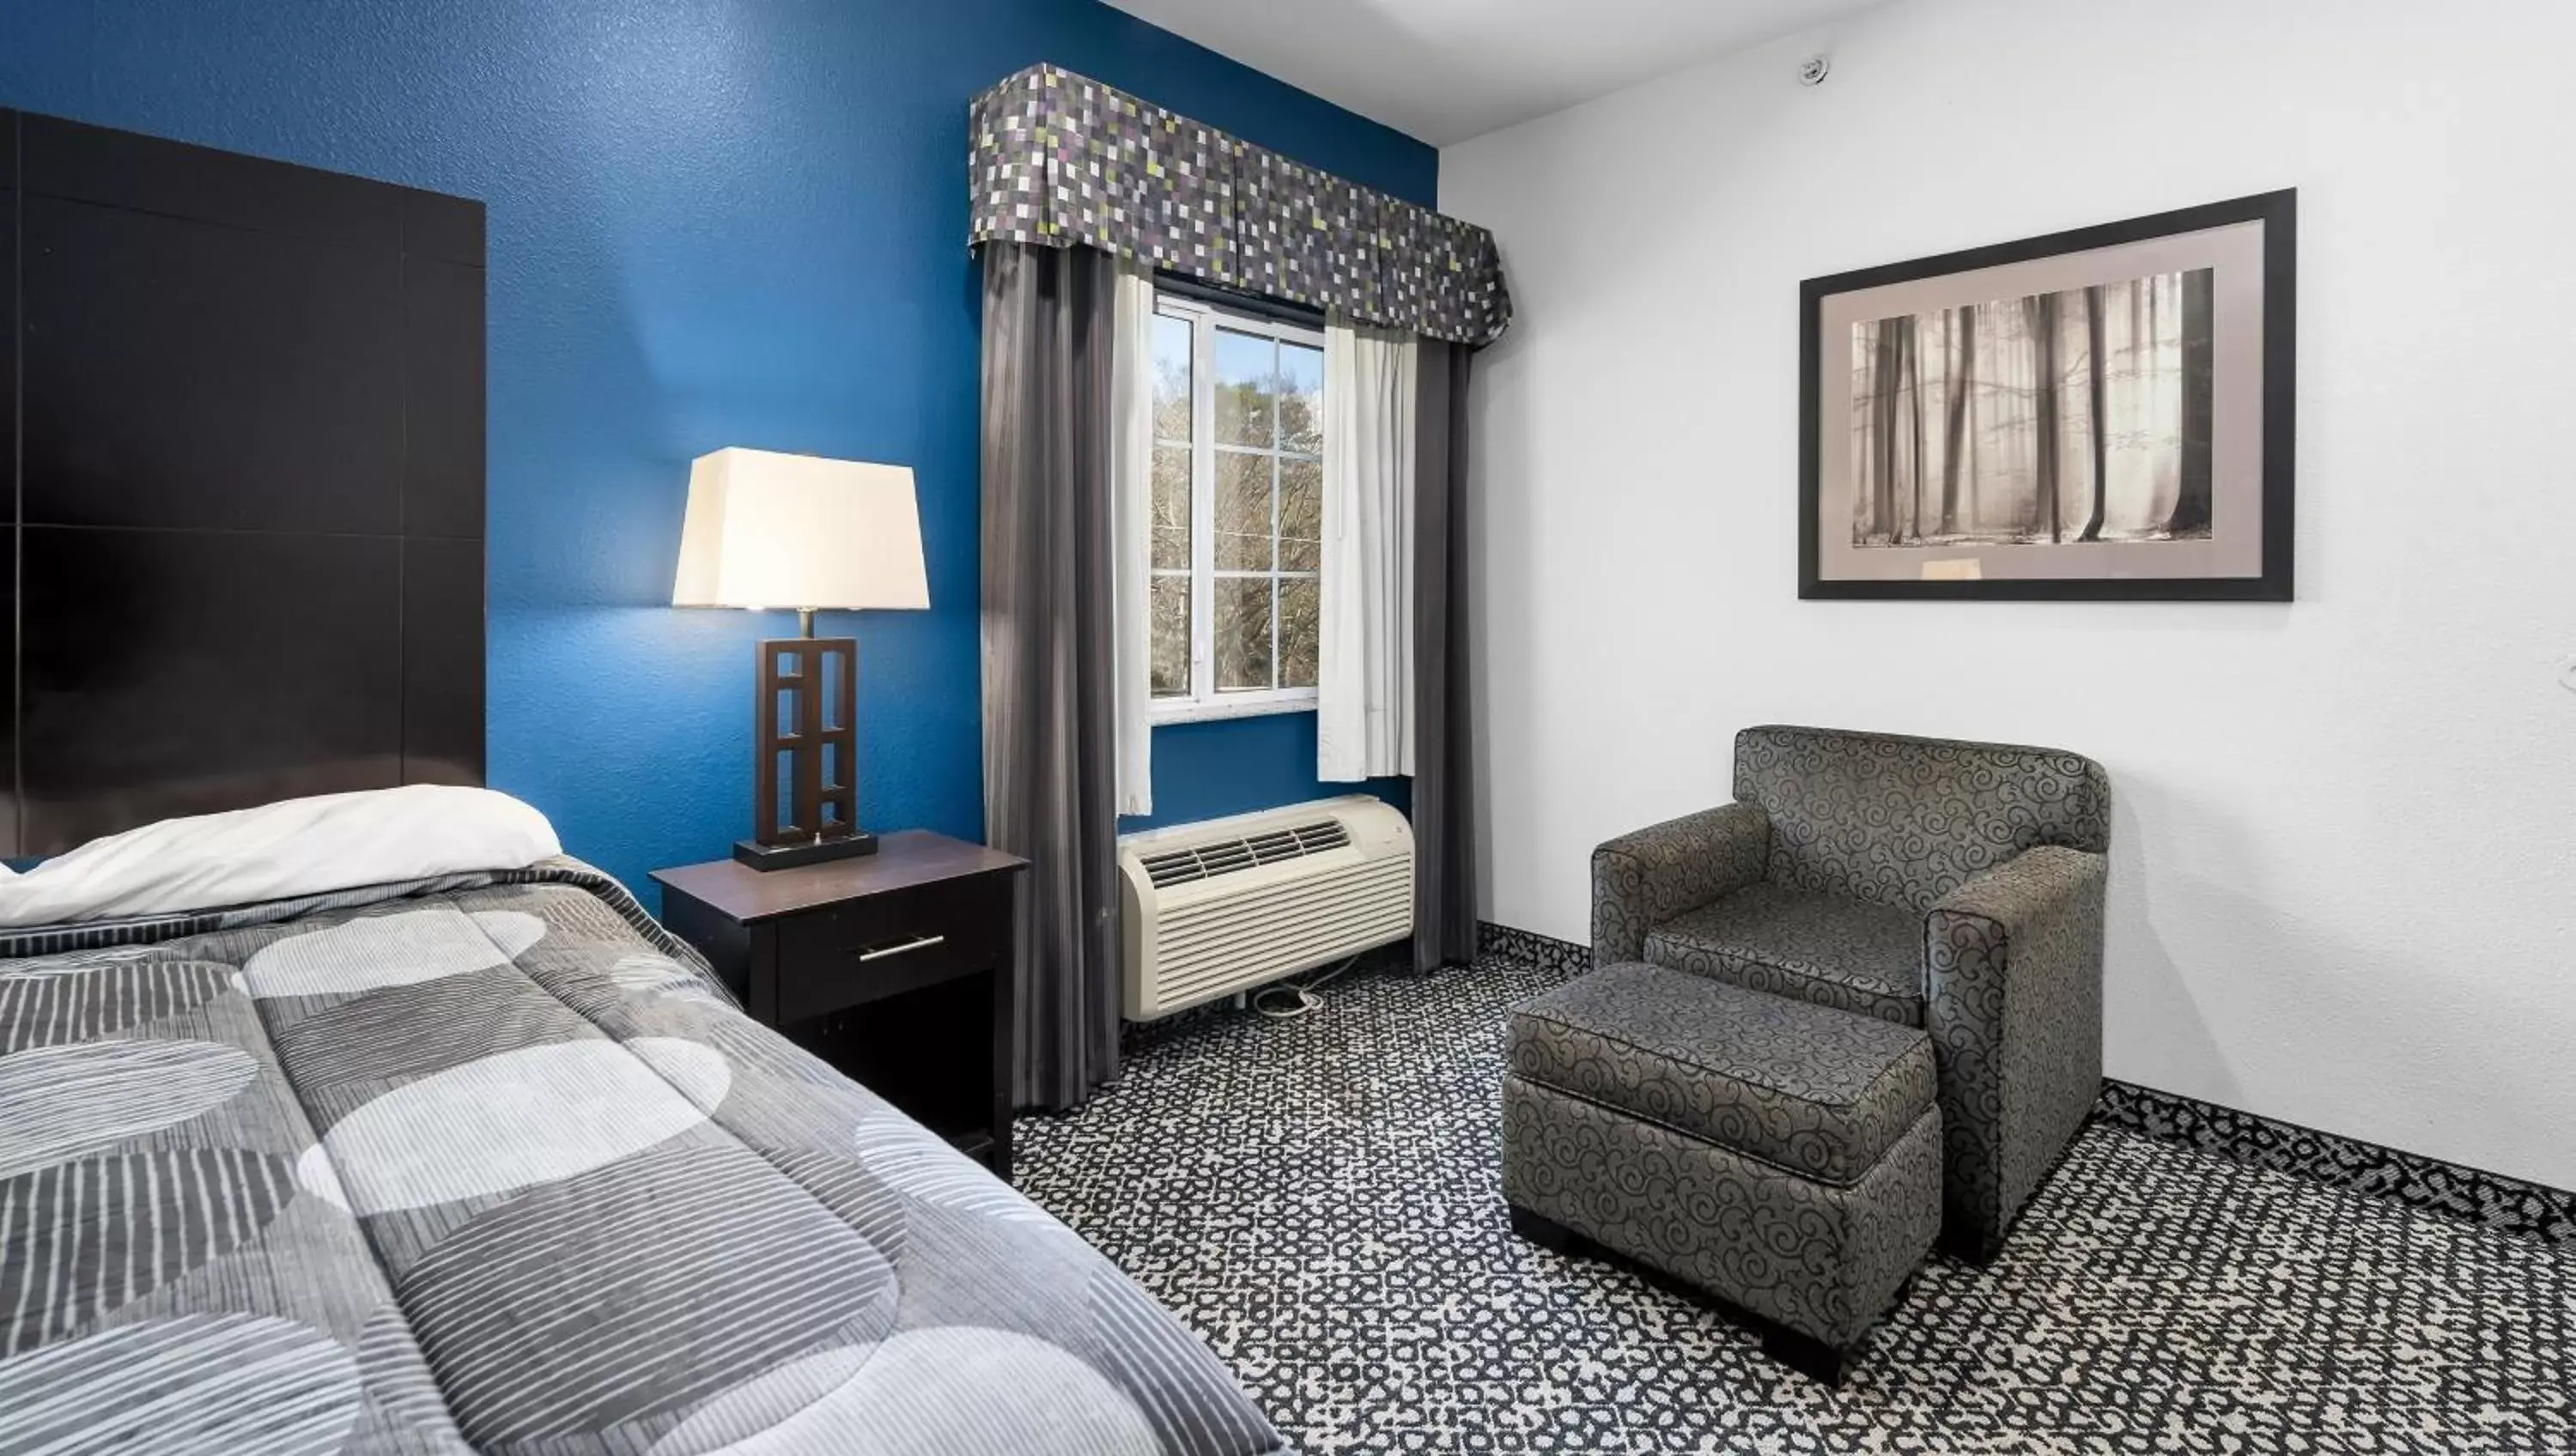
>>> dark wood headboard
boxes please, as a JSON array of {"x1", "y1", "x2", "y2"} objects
[{"x1": 2, "y1": 111, "x2": 486, "y2": 855}]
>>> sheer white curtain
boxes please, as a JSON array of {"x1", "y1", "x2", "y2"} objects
[
  {"x1": 1317, "y1": 322, "x2": 1417, "y2": 782},
  {"x1": 1108, "y1": 262, "x2": 1157, "y2": 816}
]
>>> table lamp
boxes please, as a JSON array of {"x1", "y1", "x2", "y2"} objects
[{"x1": 672, "y1": 447, "x2": 928, "y2": 870}]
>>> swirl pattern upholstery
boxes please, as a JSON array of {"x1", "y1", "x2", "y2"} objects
[
  {"x1": 1928, "y1": 846, "x2": 2108, "y2": 1259},
  {"x1": 1508, "y1": 965, "x2": 1933, "y2": 1186},
  {"x1": 1591, "y1": 726, "x2": 2110, "y2": 1259},
  {"x1": 1501, "y1": 963, "x2": 1941, "y2": 1355},
  {"x1": 1641, "y1": 886, "x2": 1923, "y2": 1027},
  {"x1": 1589, "y1": 803, "x2": 1771, "y2": 964},
  {"x1": 1731, "y1": 725, "x2": 2111, "y2": 913}
]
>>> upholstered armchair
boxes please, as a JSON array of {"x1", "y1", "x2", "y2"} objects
[{"x1": 1592, "y1": 726, "x2": 2110, "y2": 1260}]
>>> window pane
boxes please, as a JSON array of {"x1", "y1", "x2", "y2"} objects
[
  {"x1": 1150, "y1": 574, "x2": 1191, "y2": 697},
  {"x1": 1214, "y1": 576, "x2": 1273, "y2": 691},
  {"x1": 1214, "y1": 451, "x2": 1273, "y2": 570},
  {"x1": 1213, "y1": 328, "x2": 1277, "y2": 447},
  {"x1": 1279, "y1": 340, "x2": 1323, "y2": 456},
  {"x1": 1151, "y1": 446, "x2": 1191, "y2": 570},
  {"x1": 1279, "y1": 457, "x2": 1321, "y2": 571},
  {"x1": 1152, "y1": 312, "x2": 1193, "y2": 442},
  {"x1": 1279, "y1": 578, "x2": 1319, "y2": 689}
]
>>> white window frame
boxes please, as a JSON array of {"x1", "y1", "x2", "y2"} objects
[{"x1": 1150, "y1": 293, "x2": 1324, "y2": 725}]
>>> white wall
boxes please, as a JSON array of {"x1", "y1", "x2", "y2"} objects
[{"x1": 1443, "y1": 0, "x2": 2576, "y2": 1189}]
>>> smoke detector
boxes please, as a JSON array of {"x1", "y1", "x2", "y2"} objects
[{"x1": 1797, "y1": 54, "x2": 1832, "y2": 87}]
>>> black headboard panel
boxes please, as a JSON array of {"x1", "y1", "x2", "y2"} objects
[{"x1": 3, "y1": 111, "x2": 486, "y2": 855}]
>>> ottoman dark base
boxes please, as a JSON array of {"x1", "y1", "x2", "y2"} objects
[{"x1": 1508, "y1": 1204, "x2": 1858, "y2": 1386}]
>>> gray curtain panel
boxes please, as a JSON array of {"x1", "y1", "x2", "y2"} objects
[
  {"x1": 981, "y1": 240, "x2": 1123, "y2": 1111},
  {"x1": 1413, "y1": 339, "x2": 1479, "y2": 971}
]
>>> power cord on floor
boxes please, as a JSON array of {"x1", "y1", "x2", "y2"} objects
[{"x1": 1252, "y1": 955, "x2": 1362, "y2": 1020}]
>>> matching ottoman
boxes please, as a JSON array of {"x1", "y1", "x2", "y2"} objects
[{"x1": 1502, "y1": 962, "x2": 1942, "y2": 1381}]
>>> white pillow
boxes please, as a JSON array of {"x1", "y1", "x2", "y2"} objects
[{"x1": 0, "y1": 786, "x2": 562, "y2": 928}]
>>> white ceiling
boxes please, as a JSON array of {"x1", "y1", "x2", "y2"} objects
[{"x1": 1102, "y1": 0, "x2": 1889, "y2": 148}]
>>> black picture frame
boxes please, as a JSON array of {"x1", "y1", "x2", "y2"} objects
[{"x1": 1798, "y1": 190, "x2": 2295, "y2": 602}]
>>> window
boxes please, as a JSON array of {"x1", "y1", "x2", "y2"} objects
[{"x1": 1149, "y1": 294, "x2": 1325, "y2": 722}]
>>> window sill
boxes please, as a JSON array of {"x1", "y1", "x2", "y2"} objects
[{"x1": 1151, "y1": 693, "x2": 1318, "y2": 726}]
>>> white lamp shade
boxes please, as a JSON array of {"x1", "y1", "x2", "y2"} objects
[{"x1": 671, "y1": 447, "x2": 930, "y2": 611}]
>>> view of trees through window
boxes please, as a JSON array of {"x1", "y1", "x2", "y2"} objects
[
  {"x1": 1151, "y1": 301, "x2": 1323, "y2": 709},
  {"x1": 1850, "y1": 268, "x2": 2214, "y2": 547}
]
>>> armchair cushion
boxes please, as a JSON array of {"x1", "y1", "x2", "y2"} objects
[{"x1": 1643, "y1": 884, "x2": 1923, "y2": 1026}]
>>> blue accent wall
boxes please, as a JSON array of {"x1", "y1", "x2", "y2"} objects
[
  {"x1": 0, "y1": 0, "x2": 1435, "y2": 893},
  {"x1": 1121, "y1": 715, "x2": 1408, "y2": 834}
]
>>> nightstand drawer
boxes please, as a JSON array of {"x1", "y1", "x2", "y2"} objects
[{"x1": 773, "y1": 879, "x2": 1007, "y2": 1024}]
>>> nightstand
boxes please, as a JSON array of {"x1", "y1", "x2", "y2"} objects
[{"x1": 651, "y1": 831, "x2": 1028, "y2": 1180}]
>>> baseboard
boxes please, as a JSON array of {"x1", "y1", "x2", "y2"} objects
[
  {"x1": 1478, "y1": 922, "x2": 1589, "y2": 977},
  {"x1": 2090, "y1": 1079, "x2": 2573, "y2": 1246},
  {"x1": 1475, "y1": 920, "x2": 2575, "y2": 1247}
]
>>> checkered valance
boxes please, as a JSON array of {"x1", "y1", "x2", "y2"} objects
[{"x1": 969, "y1": 64, "x2": 1512, "y2": 347}]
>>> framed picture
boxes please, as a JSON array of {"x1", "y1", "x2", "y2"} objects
[{"x1": 1800, "y1": 191, "x2": 2294, "y2": 601}]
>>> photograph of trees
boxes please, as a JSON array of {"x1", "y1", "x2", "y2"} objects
[{"x1": 1849, "y1": 267, "x2": 2214, "y2": 548}]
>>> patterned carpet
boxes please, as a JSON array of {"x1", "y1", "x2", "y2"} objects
[{"x1": 1017, "y1": 952, "x2": 2576, "y2": 1454}]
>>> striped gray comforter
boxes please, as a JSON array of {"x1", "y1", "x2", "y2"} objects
[{"x1": 0, "y1": 862, "x2": 1291, "y2": 1455}]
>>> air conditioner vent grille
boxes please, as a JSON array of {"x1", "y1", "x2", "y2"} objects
[
  {"x1": 1121, "y1": 796, "x2": 1412, "y2": 1021},
  {"x1": 1139, "y1": 818, "x2": 1352, "y2": 887}
]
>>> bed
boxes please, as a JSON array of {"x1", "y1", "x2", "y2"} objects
[
  {"x1": 0, "y1": 840, "x2": 1293, "y2": 1454},
  {"x1": 0, "y1": 108, "x2": 1292, "y2": 1454}
]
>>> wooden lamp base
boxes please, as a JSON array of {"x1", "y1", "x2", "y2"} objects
[{"x1": 744, "y1": 618, "x2": 870, "y2": 873}]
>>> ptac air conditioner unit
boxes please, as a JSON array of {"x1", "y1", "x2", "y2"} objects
[{"x1": 1118, "y1": 795, "x2": 1414, "y2": 1021}]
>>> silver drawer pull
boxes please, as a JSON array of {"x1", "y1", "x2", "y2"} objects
[{"x1": 854, "y1": 933, "x2": 946, "y2": 962}]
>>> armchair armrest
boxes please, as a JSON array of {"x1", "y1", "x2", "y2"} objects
[
  {"x1": 1924, "y1": 845, "x2": 2108, "y2": 1258},
  {"x1": 1589, "y1": 803, "x2": 1770, "y2": 966}
]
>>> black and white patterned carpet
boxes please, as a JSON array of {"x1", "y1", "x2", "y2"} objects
[{"x1": 1018, "y1": 952, "x2": 2576, "y2": 1454}]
